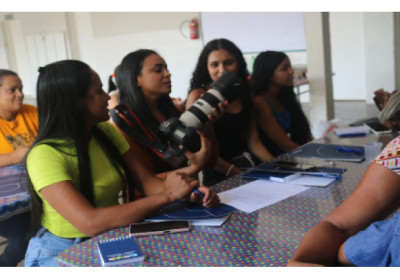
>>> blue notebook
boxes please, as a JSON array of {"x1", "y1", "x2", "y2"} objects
[
  {"x1": 241, "y1": 170, "x2": 301, "y2": 182},
  {"x1": 97, "y1": 236, "x2": 145, "y2": 266},
  {"x1": 252, "y1": 162, "x2": 346, "y2": 179},
  {"x1": 146, "y1": 201, "x2": 235, "y2": 221},
  {"x1": 287, "y1": 143, "x2": 365, "y2": 162}
]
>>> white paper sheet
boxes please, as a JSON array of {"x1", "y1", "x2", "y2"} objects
[
  {"x1": 218, "y1": 180, "x2": 308, "y2": 213},
  {"x1": 190, "y1": 214, "x2": 231, "y2": 226}
]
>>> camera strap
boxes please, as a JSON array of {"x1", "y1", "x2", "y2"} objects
[{"x1": 110, "y1": 104, "x2": 168, "y2": 158}]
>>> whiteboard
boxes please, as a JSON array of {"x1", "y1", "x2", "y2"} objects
[{"x1": 200, "y1": 12, "x2": 306, "y2": 53}]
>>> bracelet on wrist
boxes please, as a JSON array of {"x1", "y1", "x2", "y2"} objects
[{"x1": 226, "y1": 164, "x2": 235, "y2": 177}]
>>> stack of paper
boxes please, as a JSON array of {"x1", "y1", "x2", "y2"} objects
[
  {"x1": 218, "y1": 180, "x2": 308, "y2": 213},
  {"x1": 334, "y1": 125, "x2": 370, "y2": 138}
]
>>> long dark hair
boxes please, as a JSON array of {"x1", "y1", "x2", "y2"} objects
[
  {"x1": 251, "y1": 51, "x2": 312, "y2": 145},
  {"x1": 117, "y1": 49, "x2": 180, "y2": 132},
  {"x1": 107, "y1": 65, "x2": 119, "y2": 93},
  {"x1": 188, "y1": 38, "x2": 251, "y2": 116},
  {"x1": 28, "y1": 60, "x2": 133, "y2": 235}
]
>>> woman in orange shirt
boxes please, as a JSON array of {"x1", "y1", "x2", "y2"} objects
[
  {"x1": 0, "y1": 69, "x2": 37, "y2": 266},
  {"x1": 0, "y1": 69, "x2": 38, "y2": 167}
]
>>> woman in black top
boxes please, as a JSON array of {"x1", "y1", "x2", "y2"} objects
[{"x1": 187, "y1": 38, "x2": 273, "y2": 186}]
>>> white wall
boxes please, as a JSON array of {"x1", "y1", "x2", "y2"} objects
[
  {"x1": 364, "y1": 13, "x2": 395, "y2": 104},
  {"x1": 0, "y1": 12, "x2": 204, "y2": 100},
  {"x1": 330, "y1": 13, "x2": 365, "y2": 101},
  {"x1": 0, "y1": 12, "x2": 396, "y2": 106},
  {"x1": 304, "y1": 12, "x2": 334, "y2": 123},
  {"x1": 88, "y1": 12, "x2": 203, "y2": 99},
  {"x1": 330, "y1": 12, "x2": 395, "y2": 102},
  {"x1": 0, "y1": 21, "x2": 9, "y2": 69},
  {"x1": 0, "y1": 12, "x2": 70, "y2": 98}
]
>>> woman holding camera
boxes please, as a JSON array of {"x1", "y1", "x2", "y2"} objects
[
  {"x1": 187, "y1": 38, "x2": 273, "y2": 186},
  {"x1": 113, "y1": 49, "x2": 223, "y2": 182}
]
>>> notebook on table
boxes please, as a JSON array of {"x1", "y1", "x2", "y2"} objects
[
  {"x1": 240, "y1": 170, "x2": 301, "y2": 182},
  {"x1": 286, "y1": 143, "x2": 365, "y2": 162},
  {"x1": 145, "y1": 201, "x2": 235, "y2": 227},
  {"x1": 97, "y1": 236, "x2": 144, "y2": 266},
  {"x1": 334, "y1": 125, "x2": 370, "y2": 138},
  {"x1": 243, "y1": 161, "x2": 346, "y2": 187}
]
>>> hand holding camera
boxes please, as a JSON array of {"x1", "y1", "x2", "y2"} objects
[{"x1": 158, "y1": 71, "x2": 243, "y2": 153}]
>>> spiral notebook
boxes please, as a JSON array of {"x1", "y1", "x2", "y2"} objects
[{"x1": 97, "y1": 236, "x2": 145, "y2": 266}]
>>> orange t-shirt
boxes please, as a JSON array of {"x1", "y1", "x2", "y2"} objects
[{"x1": 0, "y1": 104, "x2": 38, "y2": 154}]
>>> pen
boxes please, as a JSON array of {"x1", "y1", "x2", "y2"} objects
[
  {"x1": 192, "y1": 189, "x2": 204, "y2": 199},
  {"x1": 291, "y1": 148, "x2": 303, "y2": 155},
  {"x1": 336, "y1": 146, "x2": 364, "y2": 155},
  {"x1": 338, "y1": 132, "x2": 369, "y2": 138},
  {"x1": 306, "y1": 173, "x2": 343, "y2": 179}
]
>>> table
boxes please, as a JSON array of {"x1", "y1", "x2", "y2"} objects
[
  {"x1": 0, "y1": 166, "x2": 30, "y2": 221},
  {"x1": 55, "y1": 132, "x2": 398, "y2": 267}
]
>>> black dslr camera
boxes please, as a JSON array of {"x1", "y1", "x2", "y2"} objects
[{"x1": 158, "y1": 71, "x2": 243, "y2": 153}]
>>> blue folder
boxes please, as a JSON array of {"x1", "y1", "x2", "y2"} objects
[
  {"x1": 146, "y1": 201, "x2": 235, "y2": 221},
  {"x1": 286, "y1": 143, "x2": 365, "y2": 162}
]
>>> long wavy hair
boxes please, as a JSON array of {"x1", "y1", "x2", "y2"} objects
[
  {"x1": 117, "y1": 49, "x2": 180, "y2": 133},
  {"x1": 27, "y1": 60, "x2": 133, "y2": 235},
  {"x1": 251, "y1": 51, "x2": 312, "y2": 145},
  {"x1": 188, "y1": 38, "x2": 251, "y2": 117}
]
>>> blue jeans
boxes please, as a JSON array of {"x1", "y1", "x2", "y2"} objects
[
  {"x1": 0, "y1": 211, "x2": 30, "y2": 266},
  {"x1": 25, "y1": 227, "x2": 88, "y2": 267},
  {"x1": 344, "y1": 212, "x2": 400, "y2": 266}
]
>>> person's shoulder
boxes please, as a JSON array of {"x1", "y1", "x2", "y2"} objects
[
  {"x1": 252, "y1": 94, "x2": 265, "y2": 103},
  {"x1": 97, "y1": 121, "x2": 117, "y2": 133},
  {"x1": 96, "y1": 121, "x2": 130, "y2": 153},
  {"x1": 28, "y1": 141, "x2": 64, "y2": 160},
  {"x1": 21, "y1": 104, "x2": 37, "y2": 113},
  {"x1": 252, "y1": 94, "x2": 270, "y2": 110},
  {"x1": 18, "y1": 104, "x2": 38, "y2": 123},
  {"x1": 96, "y1": 121, "x2": 125, "y2": 139}
]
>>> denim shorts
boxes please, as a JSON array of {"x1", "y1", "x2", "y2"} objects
[
  {"x1": 24, "y1": 227, "x2": 88, "y2": 267},
  {"x1": 344, "y1": 213, "x2": 400, "y2": 267}
]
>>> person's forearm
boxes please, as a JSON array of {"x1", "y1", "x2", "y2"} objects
[
  {"x1": 287, "y1": 220, "x2": 348, "y2": 266},
  {"x1": 166, "y1": 164, "x2": 199, "y2": 178},
  {"x1": 248, "y1": 141, "x2": 274, "y2": 162},
  {"x1": 213, "y1": 157, "x2": 242, "y2": 177},
  {"x1": 0, "y1": 153, "x2": 20, "y2": 167},
  {"x1": 278, "y1": 140, "x2": 300, "y2": 153},
  {"x1": 83, "y1": 192, "x2": 172, "y2": 236}
]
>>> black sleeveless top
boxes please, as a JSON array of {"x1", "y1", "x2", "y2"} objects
[
  {"x1": 202, "y1": 101, "x2": 256, "y2": 186},
  {"x1": 214, "y1": 108, "x2": 249, "y2": 161}
]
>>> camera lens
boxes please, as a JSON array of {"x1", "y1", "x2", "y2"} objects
[
  {"x1": 158, "y1": 71, "x2": 242, "y2": 152},
  {"x1": 180, "y1": 71, "x2": 242, "y2": 129}
]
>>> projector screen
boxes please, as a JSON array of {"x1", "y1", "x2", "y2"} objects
[{"x1": 200, "y1": 12, "x2": 306, "y2": 53}]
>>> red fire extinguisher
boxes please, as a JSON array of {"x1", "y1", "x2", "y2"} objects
[{"x1": 189, "y1": 18, "x2": 199, "y2": 40}]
